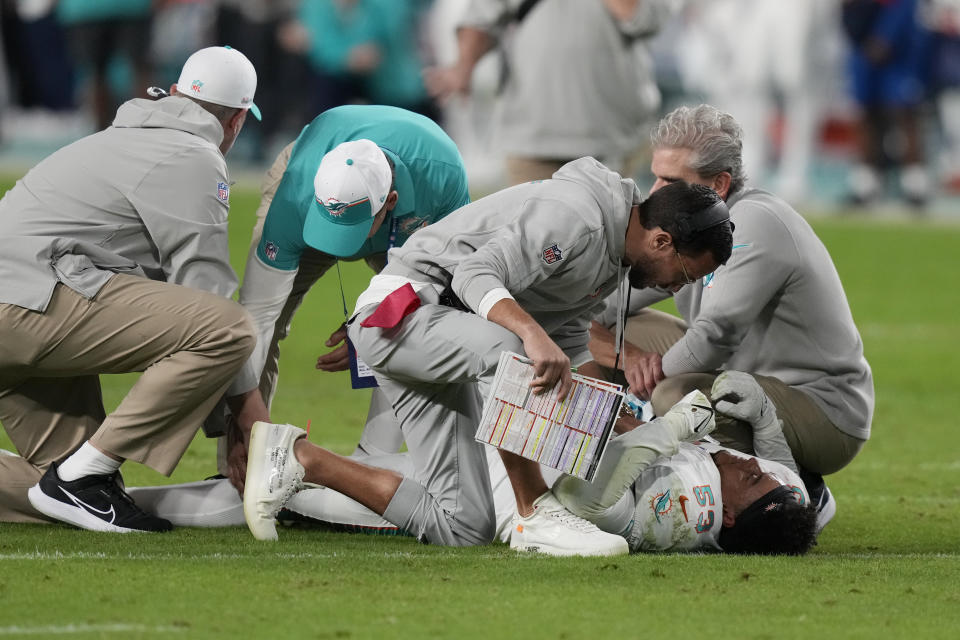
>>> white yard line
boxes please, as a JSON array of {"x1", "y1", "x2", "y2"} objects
[
  {"x1": 1, "y1": 551, "x2": 958, "y2": 561},
  {"x1": 0, "y1": 624, "x2": 183, "y2": 635}
]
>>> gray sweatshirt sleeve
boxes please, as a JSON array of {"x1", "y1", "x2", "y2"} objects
[
  {"x1": 131, "y1": 146, "x2": 239, "y2": 299},
  {"x1": 662, "y1": 205, "x2": 794, "y2": 375},
  {"x1": 229, "y1": 250, "x2": 298, "y2": 397},
  {"x1": 450, "y1": 200, "x2": 602, "y2": 313}
]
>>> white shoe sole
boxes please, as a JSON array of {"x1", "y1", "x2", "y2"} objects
[
  {"x1": 243, "y1": 422, "x2": 288, "y2": 541},
  {"x1": 27, "y1": 484, "x2": 137, "y2": 533},
  {"x1": 511, "y1": 539, "x2": 629, "y2": 557}
]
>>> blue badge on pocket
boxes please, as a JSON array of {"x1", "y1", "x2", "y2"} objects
[{"x1": 347, "y1": 337, "x2": 379, "y2": 389}]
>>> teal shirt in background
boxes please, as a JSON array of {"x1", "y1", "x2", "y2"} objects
[
  {"x1": 58, "y1": 0, "x2": 151, "y2": 23},
  {"x1": 257, "y1": 105, "x2": 470, "y2": 271},
  {"x1": 298, "y1": 0, "x2": 430, "y2": 107}
]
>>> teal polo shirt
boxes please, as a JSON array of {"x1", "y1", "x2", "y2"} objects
[{"x1": 256, "y1": 105, "x2": 470, "y2": 271}]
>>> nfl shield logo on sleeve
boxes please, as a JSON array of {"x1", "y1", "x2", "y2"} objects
[
  {"x1": 217, "y1": 182, "x2": 230, "y2": 203},
  {"x1": 541, "y1": 243, "x2": 563, "y2": 265},
  {"x1": 265, "y1": 241, "x2": 278, "y2": 261}
]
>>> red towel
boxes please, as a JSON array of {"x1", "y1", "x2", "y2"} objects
[{"x1": 359, "y1": 283, "x2": 422, "y2": 328}]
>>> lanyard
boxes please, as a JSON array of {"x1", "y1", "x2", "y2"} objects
[
  {"x1": 335, "y1": 214, "x2": 400, "y2": 323},
  {"x1": 340, "y1": 213, "x2": 400, "y2": 390}
]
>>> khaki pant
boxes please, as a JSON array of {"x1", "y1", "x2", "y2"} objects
[
  {"x1": 505, "y1": 157, "x2": 570, "y2": 186},
  {"x1": 505, "y1": 154, "x2": 632, "y2": 187},
  {"x1": 623, "y1": 309, "x2": 864, "y2": 475},
  {"x1": 0, "y1": 274, "x2": 255, "y2": 522}
]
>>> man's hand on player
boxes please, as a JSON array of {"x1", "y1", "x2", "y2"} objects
[
  {"x1": 316, "y1": 323, "x2": 350, "y2": 372},
  {"x1": 623, "y1": 347, "x2": 664, "y2": 400},
  {"x1": 225, "y1": 416, "x2": 247, "y2": 495}
]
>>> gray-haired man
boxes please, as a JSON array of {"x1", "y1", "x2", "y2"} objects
[{"x1": 590, "y1": 104, "x2": 875, "y2": 531}]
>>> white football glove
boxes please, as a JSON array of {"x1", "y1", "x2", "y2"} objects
[
  {"x1": 661, "y1": 389, "x2": 716, "y2": 442},
  {"x1": 710, "y1": 371, "x2": 774, "y2": 428},
  {"x1": 710, "y1": 371, "x2": 797, "y2": 471}
]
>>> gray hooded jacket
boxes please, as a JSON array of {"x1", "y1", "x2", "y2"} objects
[
  {"x1": 0, "y1": 96, "x2": 237, "y2": 311},
  {"x1": 598, "y1": 187, "x2": 874, "y2": 440},
  {"x1": 381, "y1": 157, "x2": 639, "y2": 361}
]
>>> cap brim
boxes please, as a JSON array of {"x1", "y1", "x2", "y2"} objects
[
  {"x1": 303, "y1": 198, "x2": 375, "y2": 258},
  {"x1": 249, "y1": 102, "x2": 262, "y2": 121}
]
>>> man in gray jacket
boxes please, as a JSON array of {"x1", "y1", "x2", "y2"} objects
[
  {"x1": 590, "y1": 105, "x2": 875, "y2": 530},
  {"x1": 426, "y1": 0, "x2": 670, "y2": 184},
  {"x1": 0, "y1": 47, "x2": 263, "y2": 532},
  {"x1": 241, "y1": 159, "x2": 734, "y2": 555}
]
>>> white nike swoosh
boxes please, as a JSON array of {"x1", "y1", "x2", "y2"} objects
[{"x1": 59, "y1": 486, "x2": 116, "y2": 524}]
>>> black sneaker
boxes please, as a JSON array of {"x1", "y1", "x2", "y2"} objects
[
  {"x1": 27, "y1": 462, "x2": 172, "y2": 533},
  {"x1": 800, "y1": 470, "x2": 836, "y2": 533}
]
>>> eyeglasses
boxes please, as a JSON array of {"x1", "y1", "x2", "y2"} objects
[{"x1": 674, "y1": 248, "x2": 696, "y2": 286}]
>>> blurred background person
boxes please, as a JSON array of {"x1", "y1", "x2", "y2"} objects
[
  {"x1": 922, "y1": 0, "x2": 960, "y2": 194},
  {"x1": 0, "y1": 0, "x2": 76, "y2": 138},
  {"x1": 56, "y1": 0, "x2": 154, "y2": 132},
  {"x1": 840, "y1": 0, "x2": 935, "y2": 208},
  {"x1": 215, "y1": 0, "x2": 307, "y2": 163},
  {"x1": 425, "y1": 0, "x2": 672, "y2": 186},
  {"x1": 673, "y1": 0, "x2": 842, "y2": 207},
  {"x1": 281, "y1": 0, "x2": 440, "y2": 124},
  {"x1": 150, "y1": 0, "x2": 216, "y2": 82}
]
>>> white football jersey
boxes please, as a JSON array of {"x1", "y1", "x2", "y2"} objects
[{"x1": 626, "y1": 441, "x2": 809, "y2": 553}]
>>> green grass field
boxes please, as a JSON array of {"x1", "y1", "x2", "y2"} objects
[{"x1": 1, "y1": 177, "x2": 958, "y2": 639}]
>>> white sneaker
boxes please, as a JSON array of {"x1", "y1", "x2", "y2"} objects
[
  {"x1": 243, "y1": 421, "x2": 306, "y2": 541},
  {"x1": 510, "y1": 491, "x2": 628, "y2": 557}
]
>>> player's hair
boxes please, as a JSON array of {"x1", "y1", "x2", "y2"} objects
[
  {"x1": 718, "y1": 492, "x2": 819, "y2": 555},
  {"x1": 651, "y1": 105, "x2": 748, "y2": 196},
  {"x1": 637, "y1": 181, "x2": 734, "y2": 265}
]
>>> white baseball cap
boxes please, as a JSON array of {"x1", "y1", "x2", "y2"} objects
[
  {"x1": 303, "y1": 139, "x2": 393, "y2": 257},
  {"x1": 176, "y1": 46, "x2": 261, "y2": 120}
]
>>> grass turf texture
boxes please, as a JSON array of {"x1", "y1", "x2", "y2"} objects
[{"x1": 1, "y1": 176, "x2": 958, "y2": 638}]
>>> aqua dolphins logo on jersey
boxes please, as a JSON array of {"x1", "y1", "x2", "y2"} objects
[
  {"x1": 398, "y1": 216, "x2": 428, "y2": 235},
  {"x1": 788, "y1": 485, "x2": 805, "y2": 505},
  {"x1": 650, "y1": 490, "x2": 673, "y2": 523}
]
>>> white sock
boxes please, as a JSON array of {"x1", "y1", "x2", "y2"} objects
[{"x1": 57, "y1": 442, "x2": 122, "y2": 481}]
